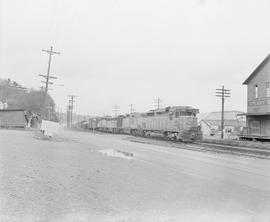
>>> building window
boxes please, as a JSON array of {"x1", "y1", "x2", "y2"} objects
[
  {"x1": 255, "y1": 85, "x2": 258, "y2": 98},
  {"x1": 266, "y1": 82, "x2": 270, "y2": 97}
]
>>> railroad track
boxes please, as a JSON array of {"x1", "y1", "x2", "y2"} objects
[
  {"x1": 191, "y1": 141, "x2": 270, "y2": 158},
  {"x1": 123, "y1": 135, "x2": 270, "y2": 159}
]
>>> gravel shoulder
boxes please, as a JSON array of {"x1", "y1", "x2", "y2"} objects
[{"x1": 1, "y1": 129, "x2": 270, "y2": 221}]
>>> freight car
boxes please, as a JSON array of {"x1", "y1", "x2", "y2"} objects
[
  {"x1": 93, "y1": 116, "x2": 124, "y2": 133},
  {"x1": 88, "y1": 106, "x2": 202, "y2": 142}
]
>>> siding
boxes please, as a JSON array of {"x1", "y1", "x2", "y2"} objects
[
  {"x1": 247, "y1": 61, "x2": 270, "y2": 114},
  {"x1": 0, "y1": 110, "x2": 27, "y2": 128}
]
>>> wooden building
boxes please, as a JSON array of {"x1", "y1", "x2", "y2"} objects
[
  {"x1": 200, "y1": 111, "x2": 246, "y2": 137},
  {"x1": 0, "y1": 109, "x2": 28, "y2": 128},
  {"x1": 241, "y1": 54, "x2": 270, "y2": 140}
]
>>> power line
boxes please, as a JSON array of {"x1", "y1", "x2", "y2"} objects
[{"x1": 216, "y1": 85, "x2": 231, "y2": 139}]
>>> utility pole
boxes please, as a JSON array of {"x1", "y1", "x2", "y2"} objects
[
  {"x1": 130, "y1": 104, "x2": 135, "y2": 114},
  {"x1": 67, "y1": 95, "x2": 77, "y2": 127},
  {"x1": 39, "y1": 46, "x2": 60, "y2": 95},
  {"x1": 60, "y1": 108, "x2": 63, "y2": 124},
  {"x1": 216, "y1": 86, "x2": 231, "y2": 139},
  {"x1": 67, "y1": 100, "x2": 72, "y2": 128},
  {"x1": 38, "y1": 46, "x2": 60, "y2": 120},
  {"x1": 47, "y1": 106, "x2": 52, "y2": 121},
  {"x1": 154, "y1": 97, "x2": 162, "y2": 110},
  {"x1": 113, "y1": 105, "x2": 119, "y2": 117},
  {"x1": 56, "y1": 107, "x2": 62, "y2": 124}
]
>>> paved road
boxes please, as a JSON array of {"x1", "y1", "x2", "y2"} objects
[{"x1": 1, "y1": 129, "x2": 270, "y2": 221}]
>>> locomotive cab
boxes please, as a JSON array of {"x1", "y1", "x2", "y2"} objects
[
  {"x1": 172, "y1": 110, "x2": 197, "y2": 119},
  {"x1": 169, "y1": 112, "x2": 174, "y2": 120}
]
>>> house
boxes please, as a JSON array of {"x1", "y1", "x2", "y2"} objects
[
  {"x1": 199, "y1": 111, "x2": 246, "y2": 136},
  {"x1": 0, "y1": 109, "x2": 28, "y2": 128},
  {"x1": 241, "y1": 54, "x2": 270, "y2": 140}
]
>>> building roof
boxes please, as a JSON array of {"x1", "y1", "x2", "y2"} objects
[
  {"x1": 204, "y1": 119, "x2": 246, "y2": 127},
  {"x1": 0, "y1": 109, "x2": 26, "y2": 112},
  {"x1": 148, "y1": 106, "x2": 198, "y2": 114},
  {"x1": 197, "y1": 112, "x2": 210, "y2": 121},
  {"x1": 243, "y1": 54, "x2": 270, "y2": 85},
  {"x1": 204, "y1": 111, "x2": 245, "y2": 121}
]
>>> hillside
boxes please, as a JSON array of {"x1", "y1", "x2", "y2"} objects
[{"x1": 0, "y1": 78, "x2": 57, "y2": 120}]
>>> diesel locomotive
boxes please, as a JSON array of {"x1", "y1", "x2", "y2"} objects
[{"x1": 86, "y1": 106, "x2": 202, "y2": 142}]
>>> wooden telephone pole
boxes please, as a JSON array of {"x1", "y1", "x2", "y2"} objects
[
  {"x1": 113, "y1": 105, "x2": 119, "y2": 117},
  {"x1": 154, "y1": 97, "x2": 162, "y2": 110},
  {"x1": 39, "y1": 46, "x2": 60, "y2": 120},
  {"x1": 67, "y1": 95, "x2": 77, "y2": 127},
  {"x1": 130, "y1": 104, "x2": 135, "y2": 114},
  {"x1": 216, "y1": 86, "x2": 231, "y2": 139},
  {"x1": 39, "y1": 46, "x2": 60, "y2": 94}
]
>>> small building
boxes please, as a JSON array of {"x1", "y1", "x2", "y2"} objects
[
  {"x1": 241, "y1": 54, "x2": 270, "y2": 140},
  {"x1": 199, "y1": 111, "x2": 246, "y2": 137},
  {"x1": 0, "y1": 109, "x2": 28, "y2": 128}
]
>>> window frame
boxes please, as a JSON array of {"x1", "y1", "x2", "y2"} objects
[
  {"x1": 255, "y1": 84, "x2": 258, "y2": 99},
  {"x1": 266, "y1": 82, "x2": 270, "y2": 97}
]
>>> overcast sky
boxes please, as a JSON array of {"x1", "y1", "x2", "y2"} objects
[{"x1": 1, "y1": 0, "x2": 270, "y2": 115}]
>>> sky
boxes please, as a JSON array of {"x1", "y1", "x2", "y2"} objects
[{"x1": 1, "y1": 0, "x2": 270, "y2": 116}]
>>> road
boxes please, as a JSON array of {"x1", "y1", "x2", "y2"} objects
[{"x1": 1, "y1": 128, "x2": 270, "y2": 222}]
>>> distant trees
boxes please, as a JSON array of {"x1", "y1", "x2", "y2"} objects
[{"x1": 0, "y1": 78, "x2": 57, "y2": 120}]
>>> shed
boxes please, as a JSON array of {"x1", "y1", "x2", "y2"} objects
[{"x1": 0, "y1": 109, "x2": 28, "y2": 128}]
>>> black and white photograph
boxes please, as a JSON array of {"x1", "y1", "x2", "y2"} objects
[{"x1": 1, "y1": 0, "x2": 270, "y2": 221}]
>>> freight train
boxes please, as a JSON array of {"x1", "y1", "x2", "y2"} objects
[{"x1": 84, "y1": 106, "x2": 202, "y2": 142}]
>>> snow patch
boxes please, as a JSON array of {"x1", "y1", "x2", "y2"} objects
[{"x1": 99, "y1": 149, "x2": 134, "y2": 160}]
